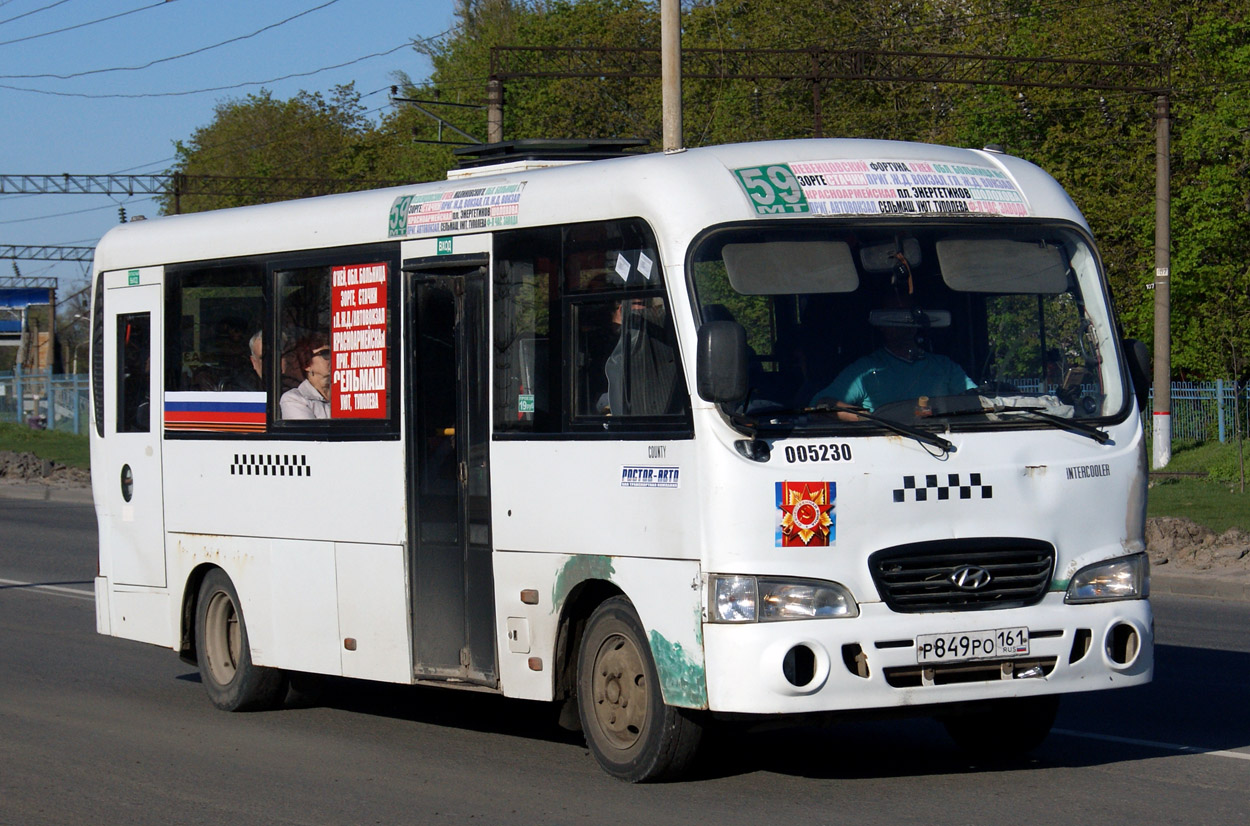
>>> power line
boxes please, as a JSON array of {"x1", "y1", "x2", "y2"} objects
[
  {"x1": 0, "y1": 199, "x2": 156, "y2": 227},
  {"x1": 0, "y1": 0, "x2": 345, "y2": 80},
  {"x1": 0, "y1": 0, "x2": 177, "y2": 48},
  {"x1": 0, "y1": 0, "x2": 73, "y2": 27},
  {"x1": 0, "y1": 38, "x2": 426, "y2": 98}
]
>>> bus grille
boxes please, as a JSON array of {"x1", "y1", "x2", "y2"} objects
[{"x1": 868, "y1": 539, "x2": 1055, "y2": 613}]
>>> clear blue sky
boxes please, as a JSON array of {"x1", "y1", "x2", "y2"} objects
[{"x1": 0, "y1": 0, "x2": 458, "y2": 299}]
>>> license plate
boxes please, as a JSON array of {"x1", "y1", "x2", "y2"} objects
[{"x1": 915, "y1": 627, "x2": 1030, "y2": 664}]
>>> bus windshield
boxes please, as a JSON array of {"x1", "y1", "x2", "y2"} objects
[{"x1": 689, "y1": 221, "x2": 1128, "y2": 430}]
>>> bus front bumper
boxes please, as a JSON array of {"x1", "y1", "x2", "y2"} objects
[{"x1": 701, "y1": 593, "x2": 1152, "y2": 715}]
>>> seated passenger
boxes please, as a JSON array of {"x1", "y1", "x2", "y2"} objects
[
  {"x1": 222, "y1": 330, "x2": 264, "y2": 392},
  {"x1": 812, "y1": 295, "x2": 975, "y2": 417},
  {"x1": 280, "y1": 334, "x2": 332, "y2": 419},
  {"x1": 598, "y1": 298, "x2": 678, "y2": 416}
]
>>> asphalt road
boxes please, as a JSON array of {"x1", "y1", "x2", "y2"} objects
[{"x1": 2, "y1": 495, "x2": 1248, "y2": 825}]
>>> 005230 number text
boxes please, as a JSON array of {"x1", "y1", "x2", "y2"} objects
[{"x1": 783, "y1": 444, "x2": 853, "y2": 463}]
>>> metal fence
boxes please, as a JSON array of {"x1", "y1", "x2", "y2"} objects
[
  {"x1": 0, "y1": 370, "x2": 91, "y2": 434},
  {"x1": 1145, "y1": 381, "x2": 1249, "y2": 445},
  {"x1": 1, "y1": 370, "x2": 1247, "y2": 444}
]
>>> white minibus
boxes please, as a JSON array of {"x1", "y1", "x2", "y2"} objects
[{"x1": 92, "y1": 138, "x2": 1152, "y2": 781}]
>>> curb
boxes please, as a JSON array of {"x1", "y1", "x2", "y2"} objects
[
  {"x1": 1150, "y1": 571, "x2": 1250, "y2": 603},
  {"x1": 0, "y1": 483, "x2": 94, "y2": 505}
]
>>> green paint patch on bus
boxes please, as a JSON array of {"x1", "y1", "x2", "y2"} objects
[
  {"x1": 649, "y1": 630, "x2": 708, "y2": 709},
  {"x1": 551, "y1": 554, "x2": 616, "y2": 608}
]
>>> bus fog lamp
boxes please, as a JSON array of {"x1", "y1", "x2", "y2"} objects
[{"x1": 1065, "y1": 554, "x2": 1149, "y2": 603}]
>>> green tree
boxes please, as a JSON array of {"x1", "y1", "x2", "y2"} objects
[
  {"x1": 156, "y1": 0, "x2": 1250, "y2": 387},
  {"x1": 1165, "y1": 4, "x2": 1250, "y2": 381},
  {"x1": 158, "y1": 84, "x2": 382, "y2": 214}
]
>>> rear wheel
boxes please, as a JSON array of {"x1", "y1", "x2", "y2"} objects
[
  {"x1": 194, "y1": 569, "x2": 287, "y2": 711},
  {"x1": 940, "y1": 695, "x2": 1059, "y2": 759},
  {"x1": 577, "y1": 597, "x2": 703, "y2": 782}
]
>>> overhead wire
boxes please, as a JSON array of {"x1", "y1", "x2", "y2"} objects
[
  {"x1": 0, "y1": 0, "x2": 177, "y2": 47},
  {"x1": 0, "y1": 0, "x2": 74, "y2": 27},
  {"x1": 0, "y1": 0, "x2": 346, "y2": 80},
  {"x1": 1, "y1": 40, "x2": 418, "y2": 97}
]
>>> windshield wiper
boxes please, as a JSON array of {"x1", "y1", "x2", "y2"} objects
[
  {"x1": 808, "y1": 404, "x2": 954, "y2": 453},
  {"x1": 998, "y1": 408, "x2": 1110, "y2": 444},
  {"x1": 926, "y1": 399, "x2": 1110, "y2": 444}
]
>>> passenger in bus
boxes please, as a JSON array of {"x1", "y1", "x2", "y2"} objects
[
  {"x1": 280, "y1": 332, "x2": 304, "y2": 394},
  {"x1": 223, "y1": 330, "x2": 264, "y2": 391},
  {"x1": 279, "y1": 333, "x2": 332, "y2": 419},
  {"x1": 599, "y1": 298, "x2": 679, "y2": 416},
  {"x1": 811, "y1": 295, "x2": 974, "y2": 417}
]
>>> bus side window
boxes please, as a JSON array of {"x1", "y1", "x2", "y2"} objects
[
  {"x1": 494, "y1": 218, "x2": 691, "y2": 434},
  {"x1": 167, "y1": 266, "x2": 265, "y2": 395},
  {"x1": 117, "y1": 313, "x2": 150, "y2": 433},
  {"x1": 493, "y1": 231, "x2": 558, "y2": 433}
]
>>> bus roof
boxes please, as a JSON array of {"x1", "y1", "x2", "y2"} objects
[{"x1": 92, "y1": 139, "x2": 1086, "y2": 274}]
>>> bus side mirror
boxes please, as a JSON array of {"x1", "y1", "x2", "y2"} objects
[
  {"x1": 1124, "y1": 338, "x2": 1150, "y2": 412},
  {"x1": 696, "y1": 320, "x2": 749, "y2": 403}
]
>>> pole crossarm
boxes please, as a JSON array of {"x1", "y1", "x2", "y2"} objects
[
  {"x1": 0, "y1": 274, "x2": 59, "y2": 288},
  {"x1": 0, "y1": 173, "x2": 414, "y2": 198},
  {"x1": 491, "y1": 46, "x2": 1166, "y2": 94},
  {"x1": 1, "y1": 245, "x2": 93, "y2": 262},
  {"x1": 0, "y1": 174, "x2": 169, "y2": 196}
]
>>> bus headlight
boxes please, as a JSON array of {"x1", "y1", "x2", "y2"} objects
[
  {"x1": 710, "y1": 575, "x2": 858, "y2": 622},
  {"x1": 1065, "y1": 553, "x2": 1150, "y2": 603}
]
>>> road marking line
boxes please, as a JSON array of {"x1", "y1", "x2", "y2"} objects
[
  {"x1": 0, "y1": 578, "x2": 95, "y2": 602},
  {"x1": 1054, "y1": 728, "x2": 1250, "y2": 762}
]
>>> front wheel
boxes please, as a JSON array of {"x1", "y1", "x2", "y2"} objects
[
  {"x1": 194, "y1": 569, "x2": 287, "y2": 711},
  {"x1": 940, "y1": 695, "x2": 1059, "y2": 759},
  {"x1": 576, "y1": 597, "x2": 703, "y2": 782}
]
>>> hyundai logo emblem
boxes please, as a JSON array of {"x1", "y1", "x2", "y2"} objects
[{"x1": 950, "y1": 566, "x2": 993, "y2": 591}]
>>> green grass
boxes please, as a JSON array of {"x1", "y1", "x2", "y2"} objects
[
  {"x1": 1148, "y1": 438, "x2": 1250, "y2": 534},
  {"x1": 0, "y1": 422, "x2": 90, "y2": 469}
]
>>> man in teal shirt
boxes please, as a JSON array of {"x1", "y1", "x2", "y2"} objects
[{"x1": 811, "y1": 314, "x2": 976, "y2": 415}]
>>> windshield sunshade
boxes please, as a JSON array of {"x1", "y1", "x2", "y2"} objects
[{"x1": 723, "y1": 240, "x2": 858, "y2": 294}]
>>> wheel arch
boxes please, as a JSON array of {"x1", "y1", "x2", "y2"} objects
[
  {"x1": 552, "y1": 557, "x2": 708, "y2": 710},
  {"x1": 553, "y1": 577, "x2": 623, "y2": 703},
  {"x1": 178, "y1": 562, "x2": 224, "y2": 664}
]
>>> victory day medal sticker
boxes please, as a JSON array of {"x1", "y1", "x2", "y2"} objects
[{"x1": 776, "y1": 481, "x2": 836, "y2": 547}]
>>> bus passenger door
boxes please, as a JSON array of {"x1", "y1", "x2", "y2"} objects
[
  {"x1": 99, "y1": 271, "x2": 166, "y2": 588},
  {"x1": 405, "y1": 254, "x2": 496, "y2": 686}
]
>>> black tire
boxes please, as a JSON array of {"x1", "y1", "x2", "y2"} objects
[
  {"x1": 194, "y1": 569, "x2": 288, "y2": 712},
  {"x1": 576, "y1": 596, "x2": 703, "y2": 782},
  {"x1": 940, "y1": 695, "x2": 1059, "y2": 759}
]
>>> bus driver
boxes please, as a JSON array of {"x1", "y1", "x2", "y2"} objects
[{"x1": 811, "y1": 295, "x2": 975, "y2": 418}]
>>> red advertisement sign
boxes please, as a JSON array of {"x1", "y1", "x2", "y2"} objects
[{"x1": 330, "y1": 263, "x2": 388, "y2": 419}]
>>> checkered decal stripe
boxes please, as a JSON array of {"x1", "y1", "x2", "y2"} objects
[
  {"x1": 231, "y1": 454, "x2": 311, "y2": 477},
  {"x1": 893, "y1": 473, "x2": 991, "y2": 502}
]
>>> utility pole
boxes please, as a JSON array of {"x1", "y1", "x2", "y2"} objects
[
  {"x1": 1152, "y1": 94, "x2": 1172, "y2": 468},
  {"x1": 661, "y1": 0, "x2": 682, "y2": 152},
  {"x1": 487, "y1": 79, "x2": 504, "y2": 143}
]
